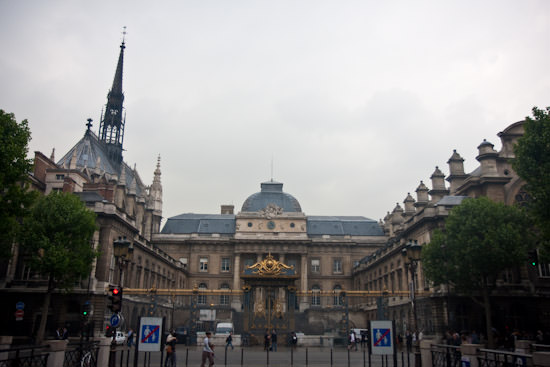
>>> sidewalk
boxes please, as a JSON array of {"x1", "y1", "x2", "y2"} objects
[{"x1": 120, "y1": 345, "x2": 415, "y2": 367}]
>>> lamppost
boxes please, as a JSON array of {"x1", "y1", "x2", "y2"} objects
[
  {"x1": 402, "y1": 240, "x2": 422, "y2": 367},
  {"x1": 113, "y1": 236, "x2": 133, "y2": 288},
  {"x1": 111, "y1": 236, "x2": 133, "y2": 353}
]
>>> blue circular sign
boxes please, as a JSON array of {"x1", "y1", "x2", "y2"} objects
[
  {"x1": 110, "y1": 313, "x2": 121, "y2": 327},
  {"x1": 16, "y1": 302, "x2": 25, "y2": 310}
]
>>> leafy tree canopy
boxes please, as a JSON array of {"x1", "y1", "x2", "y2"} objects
[
  {"x1": 0, "y1": 110, "x2": 37, "y2": 259},
  {"x1": 21, "y1": 192, "x2": 98, "y2": 291},
  {"x1": 512, "y1": 106, "x2": 550, "y2": 258},
  {"x1": 422, "y1": 196, "x2": 533, "y2": 293}
]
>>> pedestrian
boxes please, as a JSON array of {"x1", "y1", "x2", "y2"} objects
[
  {"x1": 264, "y1": 329, "x2": 271, "y2": 351},
  {"x1": 201, "y1": 331, "x2": 215, "y2": 367},
  {"x1": 127, "y1": 329, "x2": 134, "y2": 347},
  {"x1": 348, "y1": 330, "x2": 357, "y2": 351},
  {"x1": 61, "y1": 327, "x2": 68, "y2": 340},
  {"x1": 270, "y1": 329, "x2": 277, "y2": 352},
  {"x1": 165, "y1": 330, "x2": 177, "y2": 367},
  {"x1": 225, "y1": 332, "x2": 234, "y2": 351},
  {"x1": 291, "y1": 331, "x2": 298, "y2": 350},
  {"x1": 56, "y1": 328, "x2": 62, "y2": 340},
  {"x1": 406, "y1": 331, "x2": 412, "y2": 353}
]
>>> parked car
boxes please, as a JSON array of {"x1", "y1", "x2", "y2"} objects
[{"x1": 115, "y1": 331, "x2": 127, "y2": 345}]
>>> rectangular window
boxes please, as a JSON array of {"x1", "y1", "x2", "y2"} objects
[
  {"x1": 56, "y1": 174, "x2": 65, "y2": 180},
  {"x1": 311, "y1": 259, "x2": 320, "y2": 273},
  {"x1": 199, "y1": 257, "x2": 208, "y2": 272},
  {"x1": 333, "y1": 259, "x2": 342, "y2": 273},
  {"x1": 221, "y1": 258, "x2": 230, "y2": 272}
]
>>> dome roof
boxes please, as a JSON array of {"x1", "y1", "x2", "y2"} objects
[{"x1": 241, "y1": 181, "x2": 302, "y2": 213}]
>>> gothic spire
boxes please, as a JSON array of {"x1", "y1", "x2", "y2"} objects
[{"x1": 99, "y1": 31, "x2": 127, "y2": 166}]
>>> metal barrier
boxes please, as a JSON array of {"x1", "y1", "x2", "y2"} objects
[
  {"x1": 0, "y1": 345, "x2": 49, "y2": 367},
  {"x1": 64, "y1": 341, "x2": 99, "y2": 367},
  {"x1": 477, "y1": 348, "x2": 532, "y2": 367},
  {"x1": 431, "y1": 344, "x2": 461, "y2": 367}
]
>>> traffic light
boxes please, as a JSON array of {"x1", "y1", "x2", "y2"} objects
[
  {"x1": 108, "y1": 285, "x2": 123, "y2": 313},
  {"x1": 106, "y1": 325, "x2": 113, "y2": 337},
  {"x1": 82, "y1": 300, "x2": 91, "y2": 318},
  {"x1": 529, "y1": 250, "x2": 539, "y2": 267}
]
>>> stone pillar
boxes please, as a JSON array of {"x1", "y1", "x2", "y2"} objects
[
  {"x1": 419, "y1": 338, "x2": 433, "y2": 367},
  {"x1": 231, "y1": 254, "x2": 242, "y2": 310},
  {"x1": 460, "y1": 344, "x2": 483, "y2": 367},
  {"x1": 533, "y1": 352, "x2": 550, "y2": 367},
  {"x1": 0, "y1": 336, "x2": 12, "y2": 361},
  {"x1": 94, "y1": 337, "x2": 112, "y2": 367},
  {"x1": 299, "y1": 254, "x2": 309, "y2": 311},
  {"x1": 46, "y1": 340, "x2": 68, "y2": 367}
]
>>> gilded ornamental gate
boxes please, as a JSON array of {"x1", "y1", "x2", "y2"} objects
[{"x1": 242, "y1": 254, "x2": 298, "y2": 334}]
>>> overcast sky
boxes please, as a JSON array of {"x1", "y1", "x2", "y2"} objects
[{"x1": 1, "y1": 1, "x2": 549, "y2": 224}]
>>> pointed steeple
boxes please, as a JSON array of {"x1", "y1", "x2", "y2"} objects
[{"x1": 99, "y1": 32, "x2": 127, "y2": 167}]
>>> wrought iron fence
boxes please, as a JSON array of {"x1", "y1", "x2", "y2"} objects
[
  {"x1": 0, "y1": 345, "x2": 49, "y2": 367},
  {"x1": 477, "y1": 348, "x2": 532, "y2": 367},
  {"x1": 431, "y1": 344, "x2": 461, "y2": 367},
  {"x1": 63, "y1": 341, "x2": 99, "y2": 367}
]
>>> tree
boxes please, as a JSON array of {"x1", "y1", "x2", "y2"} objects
[
  {"x1": 0, "y1": 110, "x2": 37, "y2": 259},
  {"x1": 422, "y1": 197, "x2": 533, "y2": 348},
  {"x1": 512, "y1": 106, "x2": 550, "y2": 259},
  {"x1": 20, "y1": 192, "x2": 98, "y2": 344}
]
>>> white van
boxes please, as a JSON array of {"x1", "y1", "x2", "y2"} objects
[{"x1": 215, "y1": 322, "x2": 234, "y2": 334}]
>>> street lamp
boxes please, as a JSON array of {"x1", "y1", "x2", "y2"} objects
[
  {"x1": 402, "y1": 240, "x2": 422, "y2": 367},
  {"x1": 113, "y1": 236, "x2": 133, "y2": 287}
]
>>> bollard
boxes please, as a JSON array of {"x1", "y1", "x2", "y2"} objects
[
  {"x1": 331, "y1": 348, "x2": 333, "y2": 366},
  {"x1": 306, "y1": 347, "x2": 308, "y2": 366},
  {"x1": 291, "y1": 345, "x2": 294, "y2": 366}
]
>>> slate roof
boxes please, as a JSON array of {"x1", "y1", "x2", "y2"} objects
[
  {"x1": 57, "y1": 129, "x2": 145, "y2": 195},
  {"x1": 241, "y1": 181, "x2": 301, "y2": 212},
  {"x1": 161, "y1": 213, "x2": 236, "y2": 235},
  {"x1": 307, "y1": 216, "x2": 384, "y2": 236},
  {"x1": 161, "y1": 213, "x2": 384, "y2": 237},
  {"x1": 436, "y1": 195, "x2": 469, "y2": 207}
]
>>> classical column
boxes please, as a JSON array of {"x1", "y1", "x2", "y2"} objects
[
  {"x1": 231, "y1": 254, "x2": 242, "y2": 310},
  {"x1": 299, "y1": 254, "x2": 309, "y2": 311}
]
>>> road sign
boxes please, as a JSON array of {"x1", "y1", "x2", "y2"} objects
[
  {"x1": 138, "y1": 317, "x2": 163, "y2": 352},
  {"x1": 16, "y1": 301, "x2": 25, "y2": 310},
  {"x1": 370, "y1": 320, "x2": 394, "y2": 355},
  {"x1": 110, "y1": 313, "x2": 121, "y2": 328},
  {"x1": 15, "y1": 309, "x2": 24, "y2": 320}
]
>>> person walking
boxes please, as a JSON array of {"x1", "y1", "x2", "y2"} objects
[
  {"x1": 264, "y1": 329, "x2": 271, "y2": 351},
  {"x1": 270, "y1": 329, "x2": 277, "y2": 352},
  {"x1": 165, "y1": 330, "x2": 177, "y2": 367},
  {"x1": 225, "y1": 332, "x2": 234, "y2": 351},
  {"x1": 201, "y1": 331, "x2": 215, "y2": 367},
  {"x1": 127, "y1": 329, "x2": 134, "y2": 347}
]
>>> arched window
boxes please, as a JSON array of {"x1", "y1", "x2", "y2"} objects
[
  {"x1": 220, "y1": 284, "x2": 230, "y2": 305},
  {"x1": 198, "y1": 283, "x2": 207, "y2": 305},
  {"x1": 311, "y1": 285, "x2": 321, "y2": 306},
  {"x1": 333, "y1": 285, "x2": 343, "y2": 306}
]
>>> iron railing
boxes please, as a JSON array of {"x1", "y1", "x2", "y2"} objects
[
  {"x1": 63, "y1": 341, "x2": 99, "y2": 367},
  {"x1": 431, "y1": 344, "x2": 461, "y2": 367},
  {"x1": 478, "y1": 348, "x2": 532, "y2": 367},
  {"x1": 0, "y1": 345, "x2": 49, "y2": 367}
]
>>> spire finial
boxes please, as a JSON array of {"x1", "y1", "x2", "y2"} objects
[
  {"x1": 270, "y1": 154, "x2": 274, "y2": 182},
  {"x1": 86, "y1": 118, "x2": 93, "y2": 131},
  {"x1": 122, "y1": 26, "x2": 127, "y2": 45}
]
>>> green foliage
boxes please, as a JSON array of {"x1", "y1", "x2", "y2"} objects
[
  {"x1": 422, "y1": 196, "x2": 533, "y2": 293},
  {"x1": 0, "y1": 110, "x2": 37, "y2": 259},
  {"x1": 512, "y1": 106, "x2": 550, "y2": 258},
  {"x1": 21, "y1": 192, "x2": 98, "y2": 291}
]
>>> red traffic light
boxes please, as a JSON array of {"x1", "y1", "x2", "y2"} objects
[{"x1": 112, "y1": 288, "x2": 120, "y2": 295}]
